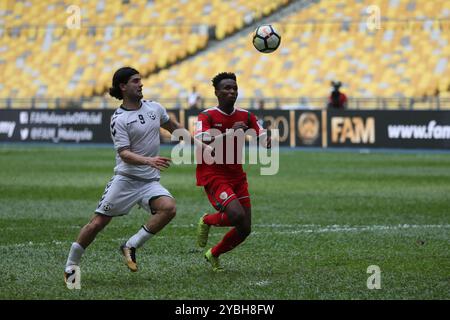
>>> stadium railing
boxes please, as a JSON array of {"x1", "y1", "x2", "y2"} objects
[{"x1": 1, "y1": 97, "x2": 449, "y2": 110}]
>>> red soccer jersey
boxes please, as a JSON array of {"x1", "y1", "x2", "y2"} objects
[{"x1": 194, "y1": 107, "x2": 264, "y2": 186}]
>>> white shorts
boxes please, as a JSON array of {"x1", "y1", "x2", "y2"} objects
[{"x1": 95, "y1": 175, "x2": 173, "y2": 217}]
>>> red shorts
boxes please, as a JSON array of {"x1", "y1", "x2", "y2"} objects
[{"x1": 204, "y1": 176, "x2": 251, "y2": 212}]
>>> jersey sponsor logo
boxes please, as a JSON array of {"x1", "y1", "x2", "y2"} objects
[
  {"x1": 127, "y1": 120, "x2": 137, "y2": 125},
  {"x1": 214, "y1": 123, "x2": 223, "y2": 127}
]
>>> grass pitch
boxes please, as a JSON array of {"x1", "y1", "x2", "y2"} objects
[{"x1": 0, "y1": 145, "x2": 449, "y2": 300}]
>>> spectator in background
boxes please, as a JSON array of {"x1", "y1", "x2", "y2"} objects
[
  {"x1": 188, "y1": 86, "x2": 202, "y2": 109},
  {"x1": 434, "y1": 88, "x2": 440, "y2": 97},
  {"x1": 256, "y1": 98, "x2": 265, "y2": 110},
  {"x1": 327, "y1": 81, "x2": 348, "y2": 109}
]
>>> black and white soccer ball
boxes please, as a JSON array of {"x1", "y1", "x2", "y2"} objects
[{"x1": 252, "y1": 24, "x2": 281, "y2": 53}]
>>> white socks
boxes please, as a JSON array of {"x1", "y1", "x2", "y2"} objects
[
  {"x1": 64, "y1": 226, "x2": 153, "y2": 271},
  {"x1": 65, "y1": 242, "x2": 85, "y2": 270},
  {"x1": 126, "y1": 225, "x2": 154, "y2": 248}
]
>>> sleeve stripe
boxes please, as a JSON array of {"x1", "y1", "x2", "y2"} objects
[{"x1": 117, "y1": 146, "x2": 130, "y2": 153}]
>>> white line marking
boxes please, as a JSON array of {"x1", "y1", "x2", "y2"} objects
[
  {"x1": 1, "y1": 224, "x2": 448, "y2": 248},
  {"x1": 271, "y1": 224, "x2": 450, "y2": 235}
]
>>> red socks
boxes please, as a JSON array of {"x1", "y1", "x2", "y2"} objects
[
  {"x1": 211, "y1": 228, "x2": 244, "y2": 257},
  {"x1": 204, "y1": 212, "x2": 246, "y2": 257},
  {"x1": 203, "y1": 212, "x2": 231, "y2": 227}
]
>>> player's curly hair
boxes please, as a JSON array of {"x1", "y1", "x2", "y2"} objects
[
  {"x1": 109, "y1": 67, "x2": 139, "y2": 100},
  {"x1": 212, "y1": 72, "x2": 237, "y2": 89}
]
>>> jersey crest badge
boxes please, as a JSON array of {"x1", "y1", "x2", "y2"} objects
[
  {"x1": 147, "y1": 111, "x2": 157, "y2": 120},
  {"x1": 219, "y1": 192, "x2": 228, "y2": 200}
]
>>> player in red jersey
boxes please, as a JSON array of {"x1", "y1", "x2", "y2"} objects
[{"x1": 194, "y1": 72, "x2": 269, "y2": 271}]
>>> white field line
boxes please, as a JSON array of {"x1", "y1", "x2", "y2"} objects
[
  {"x1": 0, "y1": 224, "x2": 317, "y2": 231},
  {"x1": 0, "y1": 224, "x2": 449, "y2": 248},
  {"x1": 256, "y1": 224, "x2": 450, "y2": 235}
]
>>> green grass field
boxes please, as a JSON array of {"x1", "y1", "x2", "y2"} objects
[{"x1": 0, "y1": 145, "x2": 449, "y2": 300}]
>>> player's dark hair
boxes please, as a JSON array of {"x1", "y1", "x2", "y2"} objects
[
  {"x1": 109, "y1": 67, "x2": 139, "y2": 100},
  {"x1": 212, "y1": 72, "x2": 237, "y2": 89}
]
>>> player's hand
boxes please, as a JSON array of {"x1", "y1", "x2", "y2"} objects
[
  {"x1": 232, "y1": 121, "x2": 248, "y2": 131},
  {"x1": 147, "y1": 156, "x2": 171, "y2": 170}
]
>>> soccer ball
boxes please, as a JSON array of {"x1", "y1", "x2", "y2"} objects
[{"x1": 252, "y1": 24, "x2": 281, "y2": 53}]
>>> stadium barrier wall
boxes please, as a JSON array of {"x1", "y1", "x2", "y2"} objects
[
  {"x1": 325, "y1": 110, "x2": 450, "y2": 149},
  {"x1": 1, "y1": 109, "x2": 449, "y2": 149}
]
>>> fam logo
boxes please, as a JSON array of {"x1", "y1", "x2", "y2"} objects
[
  {"x1": 298, "y1": 112, "x2": 319, "y2": 145},
  {"x1": 331, "y1": 116, "x2": 375, "y2": 144}
]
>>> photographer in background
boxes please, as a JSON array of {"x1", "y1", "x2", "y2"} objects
[{"x1": 327, "y1": 81, "x2": 348, "y2": 109}]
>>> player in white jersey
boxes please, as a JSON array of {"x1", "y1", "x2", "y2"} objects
[{"x1": 64, "y1": 67, "x2": 183, "y2": 286}]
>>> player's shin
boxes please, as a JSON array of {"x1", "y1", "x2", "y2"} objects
[
  {"x1": 211, "y1": 228, "x2": 246, "y2": 256},
  {"x1": 204, "y1": 212, "x2": 232, "y2": 226}
]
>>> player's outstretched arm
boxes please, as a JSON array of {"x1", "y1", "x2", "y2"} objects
[
  {"x1": 162, "y1": 118, "x2": 212, "y2": 152},
  {"x1": 161, "y1": 118, "x2": 182, "y2": 134},
  {"x1": 119, "y1": 149, "x2": 171, "y2": 170}
]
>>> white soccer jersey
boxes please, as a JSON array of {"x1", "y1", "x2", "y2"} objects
[{"x1": 110, "y1": 100, "x2": 170, "y2": 181}]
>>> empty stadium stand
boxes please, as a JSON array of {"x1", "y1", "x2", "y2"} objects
[
  {"x1": 0, "y1": 0, "x2": 290, "y2": 103},
  {"x1": 0, "y1": 0, "x2": 449, "y2": 110},
  {"x1": 140, "y1": 0, "x2": 450, "y2": 109}
]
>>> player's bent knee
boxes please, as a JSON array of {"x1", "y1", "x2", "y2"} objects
[
  {"x1": 165, "y1": 205, "x2": 176, "y2": 219},
  {"x1": 225, "y1": 200, "x2": 246, "y2": 225},
  {"x1": 155, "y1": 204, "x2": 176, "y2": 220},
  {"x1": 227, "y1": 210, "x2": 245, "y2": 226},
  {"x1": 224, "y1": 210, "x2": 237, "y2": 225}
]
